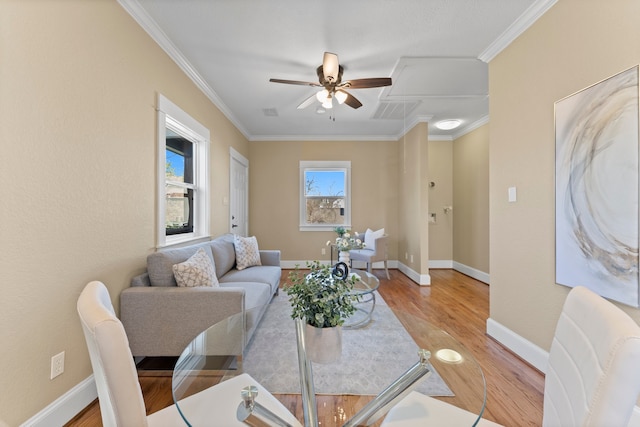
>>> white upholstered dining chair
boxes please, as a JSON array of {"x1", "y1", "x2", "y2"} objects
[
  {"x1": 77, "y1": 280, "x2": 300, "y2": 427},
  {"x1": 350, "y1": 229, "x2": 390, "y2": 279},
  {"x1": 382, "y1": 286, "x2": 640, "y2": 427}
]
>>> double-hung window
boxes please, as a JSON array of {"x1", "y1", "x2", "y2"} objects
[
  {"x1": 157, "y1": 95, "x2": 210, "y2": 247},
  {"x1": 300, "y1": 161, "x2": 351, "y2": 231}
]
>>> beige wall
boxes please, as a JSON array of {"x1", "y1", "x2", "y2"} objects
[
  {"x1": 0, "y1": 1, "x2": 247, "y2": 424},
  {"x1": 249, "y1": 140, "x2": 399, "y2": 262},
  {"x1": 427, "y1": 140, "x2": 453, "y2": 261},
  {"x1": 490, "y1": 0, "x2": 640, "y2": 351},
  {"x1": 453, "y1": 124, "x2": 489, "y2": 273},
  {"x1": 397, "y1": 123, "x2": 430, "y2": 275}
]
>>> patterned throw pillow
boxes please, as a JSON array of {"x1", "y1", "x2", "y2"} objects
[
  {"x1": 172, "y1": 248, "x2": 219, "y2": 287},
  {"x1": 234, "y1": 235, "x2": 262, "y2": 270}
]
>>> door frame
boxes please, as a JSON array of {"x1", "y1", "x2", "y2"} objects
[{"x1": 229, "y1": 147, "x2": 249, "y2": 236}]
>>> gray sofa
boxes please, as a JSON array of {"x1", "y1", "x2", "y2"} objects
[{"x1": 120, "y1": 234, "x2": 280, "y2": 357}]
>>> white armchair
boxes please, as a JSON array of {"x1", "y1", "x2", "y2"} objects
[{"x1": 350, "y1": 230, "x2": 390, "y2": 279}]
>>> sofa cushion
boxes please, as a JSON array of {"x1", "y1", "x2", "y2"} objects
[
  {"x1": 219, "y1": 265, "x2": 281, "y2": 295},
  {"x1": 219, "y1": 282, "x2": 270, "y2": 311},
  {"x1": 172, "y1": 248, "x2": 219, "y2": 288},
  {"x1": 234, "y1": 235, "x2": 262, "y2": 270},
  {"x1": 147, "y1": 242, "x2": 214, "y2": 287},
  {"x1": 209, "y1": 234, "x2": 237, "y2": 278},
  {"x1": 220, "y1": 282, "x2": 271, "y2": 340}
]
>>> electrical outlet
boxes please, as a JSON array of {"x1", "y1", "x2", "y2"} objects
[
  {"x1": 410, "y1": 254, "x2": 414, "y2": 263},
  {"x1": 321, "y1": 248, "x2": 326, "y2": 255},
  {"x1": 405, "y1": 252, "x2": 408, "y2": 260},
  {"x1": 51, "y1": 351, "x2": 65, "y2": 379}
]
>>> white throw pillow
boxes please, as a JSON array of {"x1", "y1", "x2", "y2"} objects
[
  {"x1": 234, "y1": 235, "x2": 262, "y2": 270},
  {"x1": 364, "y1": 228, "x2": 385, "y2": 249},
  {"x1": 172, "y1": 248, "x2": 219, "y2": 287}
]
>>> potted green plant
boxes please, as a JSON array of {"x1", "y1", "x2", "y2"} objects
[{"x1": 285, "y1": 260, "x2": 360, "y2": 363}]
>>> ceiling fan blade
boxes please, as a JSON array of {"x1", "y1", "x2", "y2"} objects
[
  {"x1": 343, "y1": 77, "x2": 392, "y2": 89},
  {"x1": 269, "y1": 78, "x2": 321, "y2": 87},
  {"x1": 297, "y1": 93, "x2": 318, "y2": 109},
  {"x1": 322, "y1": 52, "x2": 339, "y2": 84},
  {"x1": 338, "y1": 90, "x2": 363, "y2": 109}
]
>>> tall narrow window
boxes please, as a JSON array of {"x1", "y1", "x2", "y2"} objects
[
  {"x1": 165, "y1": 132, "x2": 194, "y2": 235},
  {"x1": 300, "y1": 161, "x2": 351, "y2": 231},
  {"x1": 157, "y1": 95, "x2": 210, "y2": 247}
]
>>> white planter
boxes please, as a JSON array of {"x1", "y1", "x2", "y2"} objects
[
  {"x1": 304, "y1": 324, "x2": 342, "y2": 364},
  {"x1": 339, "y1": 251, "x2": 350, "y2": 265}
]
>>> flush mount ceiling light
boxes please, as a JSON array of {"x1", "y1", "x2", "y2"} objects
[{"x1": 435, "y1": 119, "x2": 462, "y2": 130}]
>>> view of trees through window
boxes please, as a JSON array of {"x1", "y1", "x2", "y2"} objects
[
  {"x1": 165, "y1": 135, "x2": 194, "y2": 235},
  {"x1": 304, "y1": 170, "x2": 345, "y2": 224}
]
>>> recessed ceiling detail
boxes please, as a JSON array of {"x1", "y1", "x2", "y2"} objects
[
  {"x1": 372, "y1": 101, "x2": 421, "y2": 120},
  {"x1": 262, "y1": 108, "x2": 279, "y2": 117}
]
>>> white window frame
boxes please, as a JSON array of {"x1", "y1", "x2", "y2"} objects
[
  {"x1": 299, "y1": 160, "x2": 351, "y2": 231},
  {"x1": 157, "y1": 94, "x2": 210, "y2": 247}
]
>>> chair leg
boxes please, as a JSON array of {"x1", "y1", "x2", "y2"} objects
[
  {"x1": 384, "y1": 261, "x2": 390, "y2": 280},
  {"x1": 367, "y1": 262, "x2": 372, "y2": 274}
]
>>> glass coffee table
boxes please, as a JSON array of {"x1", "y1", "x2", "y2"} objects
[
  {"x1": 171, "y1": 302, "x2": 487, "y2": 426},
  {"x1": 344, "y1": 269, "x2": 380, "y2": 328}
]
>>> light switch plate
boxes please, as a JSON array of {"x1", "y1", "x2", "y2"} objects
[{"x1": 508, "y1": 187, "x2": 517, "y2": 202}]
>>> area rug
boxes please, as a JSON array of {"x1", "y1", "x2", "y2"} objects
[{"x1": 243, "y1": 293, "x2": 454, "y2": 396}]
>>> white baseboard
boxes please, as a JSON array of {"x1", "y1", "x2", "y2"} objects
[
  {"x1": 486, "y1": 317, "x2": 549, "y2": 373},
  {"x1": 20, "y1": 376, "x2": 97, "y2": 427},
  {"x1": 397, "y1": 262, "x2": 431, "y2": 285},
  {"x1": 452, "y1": 261, "x2": 490, "y2": 284},
  {"x1": 428, "y1": 260, "x2": 453, "y2": 269}
]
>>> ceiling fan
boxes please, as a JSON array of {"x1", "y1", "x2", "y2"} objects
[{"x1": 269, "y1": 52, "x2": 392, "y2": 110}]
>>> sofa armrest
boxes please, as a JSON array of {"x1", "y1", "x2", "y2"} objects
[
  {"x1": 131, "y1": 272, "x2": 151, "y2": 287},
  {"x1": 120, "y1": 286, "x2": 245, "y2": 357},
  {"x1": 259, "y1": 250, "x2": 281, "y2": 267}
]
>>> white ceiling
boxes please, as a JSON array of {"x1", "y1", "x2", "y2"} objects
[{"x1": 120, "y1": 0, "x2": 556, "y2": 141}]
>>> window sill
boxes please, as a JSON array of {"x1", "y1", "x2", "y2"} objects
[{"x1": 158, "y1": 234, "x2": 211, "y2": 250}]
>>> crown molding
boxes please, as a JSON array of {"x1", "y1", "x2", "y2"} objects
[
  {"x1": 250, "y1": 134, "x2": 399, "y2": 142},
  {"x1": 452, "y1": 115, "x2": 490, "y2": 140},
  {"x1": 478, "y1": 0, "x2": 558, "y2": 63},
  {"x1": 117, "y1": 0, "x2": 251, "y2": 139}
]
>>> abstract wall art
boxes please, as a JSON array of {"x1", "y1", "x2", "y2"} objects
[{"x1": 555, "y1": 65, "x2": 640, "y2": 307}]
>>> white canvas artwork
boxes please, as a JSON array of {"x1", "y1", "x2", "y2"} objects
[{"x1": 556, "y1": 66, "x2": 640, "y2": 307}]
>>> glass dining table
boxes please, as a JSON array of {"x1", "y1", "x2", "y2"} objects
[{"x1": 171, "y1": 300, "x2": 487, "y2": 426}]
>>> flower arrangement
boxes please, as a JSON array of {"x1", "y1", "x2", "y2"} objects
[
  {"x1": 327, "y1": 227, "x2": 365, "y2": 252},
  {"x1": 334, "y1": 226, "x2": 348, "y2": 237},
  {"x1": 284, "y1": 261, "x2": 360, "y2": 328}
]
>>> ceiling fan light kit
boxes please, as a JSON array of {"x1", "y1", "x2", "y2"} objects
[
  {"x1": 334, "y1": 90, "x2": 348, "y2": 104},
  {"x1": 270, "y1": 52, "x2": 392, "y2": 111}
]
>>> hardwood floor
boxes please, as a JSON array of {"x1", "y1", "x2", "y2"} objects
[{"x1": 66, "y1": 269, "x2": 544, "y2": 426}]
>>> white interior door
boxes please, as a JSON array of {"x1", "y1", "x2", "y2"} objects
[{"x1": 230, "y1": 148, "x2": 249, "y2": 236}]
